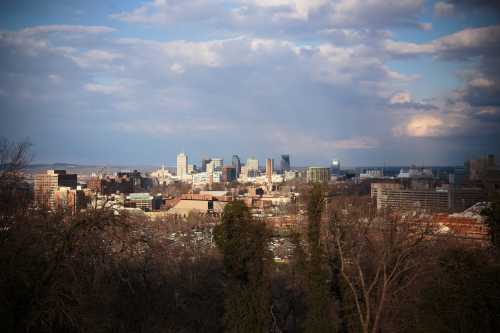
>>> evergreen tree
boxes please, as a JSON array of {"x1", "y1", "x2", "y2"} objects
[
  {"x1": 214, "y1": 200, "x2": 271, "y2": 333},
  {"x1": 304, "y1": 184, "x2": 334, "y2": 333},
  {"x1": 482, "y1": 198, "x2": 500, "y2": 252}
]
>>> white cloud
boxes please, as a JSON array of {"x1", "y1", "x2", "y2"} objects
[
  {"x1": 170, "y1": 63, "x2": 185, "y2": 74},
  {"x1": 48, "y1": 74, "x2": 63, "y2": 83},
  {"x1": 110, "y1": 0, "x2": 429, "y2": 31},
  {"x1": 393, "y1": 114, "x2": 461, "y2": 137},
  {"x1": 19, "y1": 25, "x2": 116, "y2": 35},
  {"x1": 469, "y1": 77, "x2": 495, "y2": 88},
  {"x1": 434, "y1": 1, "x2": 455, "y2": 16},
  {"x1": 384, "y1": 25, "x2": 500, "y2": 58},
  {"x1": 84, "y1": 83, "x2": 126, "y2": 95},
  {"x1": 390, "y1": 91, "x2": 412, "y2": 104},
  {"x1": 70, "y1": 49, "x2": 123, "y2": 68}
]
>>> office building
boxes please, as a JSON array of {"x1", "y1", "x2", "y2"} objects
[
  {"x1": 211, "y1": 158, "x2": 223, "y2": 171},
  {"x1": 376, "y1": 187, "x2": 449, "y2": 212},
  {"x1": 126, "y1": 193, "x2": 154, "y2": 211},
  {"x1": 359, "y1": 169, "x2": 384, "y2": 179},
  {"x1": 176, "y1": 153, "x2": 188, "y2": 178},
  {"x1": 280, "y1": 154, "x2": 290, "y2": 172},
  {"x1": 372, "y1": 183, "x2": 486, "y2": 213},
  {"x1": 331, "y1": 160, "x2": 341, "y2": 175},
  {"x1": 232, "y1": 155, "x2": 241, "y2": 177},
  {"x1": 201, "y1": 158, "x2": 211, "y2": 172},
  {"x1": 222, "y1": 166, "x2": 237, "y2": 182},
  {"x1": 34, "y1": 170, "x2": 77, "y2": 209},
  {"x1": 54, "y1": 186, "x2": 86, "y2": 214},
  {"x1": 266, "y1": 159, "x2": 273, "y2": 184},
  {"x1": 307, "y1": 167, "x2": 330, "y2": 183},
  {"x1": 246, "y1": 157, "x2": 259, "y2": 171}
]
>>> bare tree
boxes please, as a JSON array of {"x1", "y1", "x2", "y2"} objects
[{"x1": 328, "y1": 200, "x2": 433, "y2": 333}]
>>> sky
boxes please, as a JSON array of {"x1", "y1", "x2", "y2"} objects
[{"x1": 1, "y1": 0, "x2": 499, "y2": 167}]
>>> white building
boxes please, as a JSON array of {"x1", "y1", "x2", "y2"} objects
[
  {"x1": 192, "y1": 171, "x2": 222, "y2": 186},
  {"x1": 360, "y1": 169, "x2": 384, "y2": 179},
  {"x1": 397, "y1": 167, "x2": 433, "y2": 179},
  {"x1": 284, "y1": 170, "x2": 298, "y2": 181},
  {"x1": 176, "y1": 153, "x2": 188, "y2": 178},
  {"x1": 211, "y1": 158, "x2": 223, "y2": 171},
  {"x1": 150, "y1": 165, "x2": 175, "y2": 185},
  {"x1": 246, "y1": 157, "x2": 259, "y2": 171}
]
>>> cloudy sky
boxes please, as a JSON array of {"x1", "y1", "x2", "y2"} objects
[{"x1": 1, "y1": 0, "x2": 499, "y2": 167}]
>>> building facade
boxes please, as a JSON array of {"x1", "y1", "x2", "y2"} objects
[
  {"x1": 34, "y1": 170, "x2": 77, "y2": 209},
  {"x1": 176, "y1": 153, "x2": 188, "y2": 178},
  {"x1": 280, "y1": 154, "x2": 290, "y2": 172},
  {"x1": 232, "y1": 155, "x2": 241, "y2": 177},
  {"x1": 307, "y1": 167, "x2": 331, "y2": 183},
  {"x1": 266, "y1": 159, "x2": 273, "y2": 184},
  {"x1": 246, "y1": 157, "x2": 259, "y2": 171}
]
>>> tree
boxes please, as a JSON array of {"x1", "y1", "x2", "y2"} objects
[
  {"x1": 328, "y1": 199, "x2": 431, "y2": 333},
  {"x1": 303, "y1": 184, "x2": 335, "y2": 333},
  {"x1": 482, "y1": 197, "x2": 500, "y2": 252},
  {"x1": 0, "y1": 138, "x2": 32, "y2": 224},
  {"x1": 214, "y1": 200, "x2": 272, "y2": 332},
  {"x1": 416, "y1": 248, "x2": 500, "y2": 332}
]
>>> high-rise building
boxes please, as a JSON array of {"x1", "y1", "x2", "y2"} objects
[
  {"x1": 280, "y1": 154, "x2": 291, "y2": 172},
  {"x1": 201, "y1": 158, "x2": 211, "y2": 172},
  {"x1": 232, "y1": 155, "x2": 241, "y2": 177},
  {"x1": 222, "y1": 166, "x2": 237, "y2": 182},
  {"x1": 246, "y1": 157, "x2": 259, "y2": 171},
  {"x1": 35, "y1": 170, "x2": 77, "y2": 209},
  {"x1": 54, "y1": 186, "x2": 86, "y2": 214},
  {"x1": 307, "y1": 167, "x2": 331, "y2": 183},
  {"x1": 176, "y1": 152, "x2": 188, "y2": 178},
  {"x1": 331, "y1": 159, "x2": 340, "y2": 175},
  {"x1": 211, "y1": 158, "x2": 223, "y2": 171},
  {"x1": 266, "y1": 158, "x2": 273, "y2": 184}
]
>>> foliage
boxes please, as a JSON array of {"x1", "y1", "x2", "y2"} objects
[
  {"x1": 214, "y1": 200, "x2": 272, "y2": 332},
  {"x1": 416, "y1": 248, "x2": 500, "y2": 333},
  {"x1": 303, "y1": 184, "x2": 335, "y2": 333}
]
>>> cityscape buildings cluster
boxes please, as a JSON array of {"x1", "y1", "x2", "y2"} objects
[{"x1": 31, "y1": 153, "x2": 500, "y2": 242}]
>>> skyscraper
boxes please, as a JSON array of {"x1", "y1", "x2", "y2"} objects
[
  {"x1": 211, "y1": 158, "x2": 223, "y2": 171},
  {"x1": 232, "y1": 155, "x2": 241, "y2": 177},
  {"x1": 331, "y1": 159, "x2": 341, "y2": 175},
  {"x1": 266, "y1": 158, "x2": 273, "y2": 184},
  {"x1": 280, "y1": 154, "x2": 290, "y2": 172},
  {"x1": 177, "y1": 152, "x2": 188, "y2": 178},
  {"x1": 222, "y1": 166, "x2": 237, "y2": 182},
  {"x1": 246, "y1": 157, "x2": 259, "y2": 171},
  {"x1": 34, "y1": 170, "x2": 77, "y2": 209},
  {"x1": 201, "y1": 158, "x2": 211, "y2": 172}
]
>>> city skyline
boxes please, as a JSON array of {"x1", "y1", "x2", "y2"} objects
[{"x1": 1, "y1": 1, "x2": 500, "y2": 166}]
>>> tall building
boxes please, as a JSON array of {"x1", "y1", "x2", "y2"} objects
[
  {"x1": 211, "y1": 158, "x2": 223, "y2": 171},
  {"x1": 176, "y1": 152, "x2": 188, "y2": 178},
  {"x1": 222, "y1": 166, "x2": 237, "y2": 182},
  {"x1": 54, "y1": 186, "x2": 86, "y2": 214},
  {"x1": 266, "y1": 158, "x2": 273, "y2": 184},
  {"x1": 232, "y1": 155, "x2": 241, "y2": 177},
  {"x1": 201, "y1": 158, "x2": 211, "y2": 172},
  {"x1": 35, "y1": 170, "x2": 77, "y2": 209},
  {"x1": 307, "y1": 167, "x2": 331, "y2": 183},
  {"x1": 246, "y1": 157, "x2": 259, "y2": 171},
  {"x1": 331, "y1": 159, "x2": 340, "y2": 175},
  {"x1": 280, "y1": 154, "x2": 291, "y2": 172}
]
